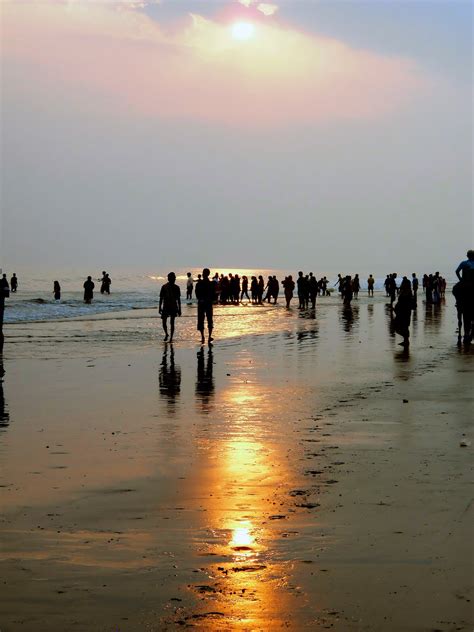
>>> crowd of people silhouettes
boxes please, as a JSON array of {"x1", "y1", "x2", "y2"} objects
[{"x1": 0, "y1": 251, "x2": 472, "y2": 350}]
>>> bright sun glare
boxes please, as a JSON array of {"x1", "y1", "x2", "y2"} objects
[{"x1": 231, "y1": 22, "x2": 256, "y2": 41}]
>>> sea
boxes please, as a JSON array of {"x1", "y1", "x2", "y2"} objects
[{"x1": 1, "y1": 266, "x2": 454, "y2": 325}]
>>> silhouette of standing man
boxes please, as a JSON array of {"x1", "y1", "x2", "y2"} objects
[
  {"x1": 83, "y1": 276, "x2": 95, "y2": 304},
  {"x1": 195, "y1": 268, "x2": 215, "y2": 345},
  {"x1": 10, "y1": 274, "x2": 18, "y2": 293},
  {"x1": 159, "y1": 272, "x2": 181, "y2": 343}
]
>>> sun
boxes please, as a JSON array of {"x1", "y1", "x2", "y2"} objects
[{"x1": 231, "y1": 22, "x2": 256, "y2": 41}]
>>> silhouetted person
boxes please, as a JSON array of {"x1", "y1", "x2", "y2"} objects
[
  {"x1": 195, "y1": 268, "x2": 215, "y2": 345},
  {"x1": 282, "y1": 275, "x2": 295, "y2": 308},
  {"x1": 454, "y1": 249, "x2": 474, "y2": 344},
  {"x1": 297, "y1": 271, "x2": 306, "y2": 309},
  {"x1": 103, "y1": 273, "x2": 111, "y2": 294},
  {"x1": 257, "y1": 275, "x2": 265, "y2": 305},
  {"x1": 250, "y1": 276, "x2": 258, "y2": 303},
  {"x1": 353, "y1": 274, "x2": 360, "y2": 299},
  {"x1": 394, "y1": 277, "x2": 413, "y2": 347},
  {"x1": 83, "y1": 276, "x2": 95, "y2": 304},
  {"x1": 10, "y1": 274, "x2": 18, "y2": 293},
  {"x1": 1, "y1": 274, "x2": 10, "y2": 298},
  {"x1": 159, "y1": 272, "x2": 181, "y2": 343},
  {"x1": 186, "y1": 272, "x2": 194, "y2": 301},
  {"x1": 99, "y1": 271, "x2": 107, "y2": 294},
  {"x1": 367, "y1": 274, "x2": 375, "y2": 297},
  {"x1": 342, "y1": 275, "x2": 353, "y2": 306},
  {"x1": 411, "y1": 273, "x2": 419, "y2": 304},
  {"x1": 0, "y1": 274, "x2": 8, "y2": 351},
  {"x1": 53, "y1": 281, "x2": 61, "y2": 301},
  {"x1": 241, "y1": 275, "x2": 250, "y2": 302},
  {"x1": 387, "y1": 273, "x2": 397, "y2": 306},
  {"x1": 308, "y1": 272, "x2": 318, "y2": 309}
]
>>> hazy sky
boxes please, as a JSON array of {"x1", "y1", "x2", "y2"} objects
[{"x1": 1, "y1": 0, "x2": 472, "y2": 273}]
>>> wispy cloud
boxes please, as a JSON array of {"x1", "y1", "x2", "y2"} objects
[{"x1": 2, "y1": 2, "x2": 427, "y2": 126}]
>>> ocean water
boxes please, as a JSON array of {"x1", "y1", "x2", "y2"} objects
[{"x1": 1, "y1": 267, "x2": 452, "y2": 325}]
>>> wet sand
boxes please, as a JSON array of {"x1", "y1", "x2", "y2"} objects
[{"x1": 0, "y1": 295, "x2": 472, "y2": 631}]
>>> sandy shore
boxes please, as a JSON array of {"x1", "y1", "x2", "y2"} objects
[{"x1": 0, "y1": 296, "x2": 472, "y2": 630}]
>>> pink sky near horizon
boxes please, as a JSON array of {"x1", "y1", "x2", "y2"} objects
[{"x1": 2, "y1": 1, "x2": 428, "y2": 126}]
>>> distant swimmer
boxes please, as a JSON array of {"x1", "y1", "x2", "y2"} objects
[
  {"x1": 53, "y1": 281, "x2": 61, "y2": 301},
  {"x1": 159, "y1": 272, "x2": 181, "y2": 343},
  {"x1": 100, "y1": 271, "x2": 111, "y2": 295},
  {"x1": 99, "y1": 271, "x2": 107, "y2": 294},
  {"x1": 104, "y1": 273, "x2": 111, "y2": 294},
  {"x1": 100, "y1": 272, "x2": 111, "y2": 295},
  {"x1": 367, "y1": 274, "x2": 375, "y2": 297},
  {"x1": 186, "y1": 272, "x2": 194, "y2": 301},
  {"x1": 195, "y1": 268, "x2": 215, "y2": 345},
  {"x1": 83, "y1": 276, "x2": 95, "y2": 304},
  {"x1": 10, "y1": 274, "x2": 18, "y2": 293}
]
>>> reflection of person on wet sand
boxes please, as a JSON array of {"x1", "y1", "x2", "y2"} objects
[
  {"x1": 158, "y1": 345, "x2": 181, "y2": 410},
  {"x1": 195, "y1": 347, "x2": 214, "y2": 412},
  {"x1": 393, "y1": 277, "x2": 413, "y2": 347},
  {"x1": 0, "y1": 360, "x2": 9, "y2": 428},
  {"x1": 159, "y1": 272, "x2": 181, "y2": 343}
]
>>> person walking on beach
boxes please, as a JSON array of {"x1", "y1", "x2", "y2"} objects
[
  {"x1": 83, "y1": 276, "x2": 95, "y2": 304},
  {"x1": 186, "y1": 272, "x2": 194, "y2": 301},
  {"x1": 387, "y1": 273, "x2": 397, "y2": 306},
  {"x1": 241, "y1": 275, "x2": 250, "y2": 302},
  {"x1": 282, "y1": 275, "x2": 295, "y2": 309},
  {"x1": 53, "y1": 281, "x2": 61, "y2": 301},
  {"x1": 297, "y1": 271, "x2": 306, "y2": 309},
  {"x1": 367, "y1": 274, "x2": 375, "y2": 297},
  {"x1": 159, "y1": 272, "x2": 181, "y2": 343},
  {"x1": 10, "y1": 274, "x2": 18, "y2": 293},
  {"x1": 411, "y1": 273, "x2": 419, "y2": 302},
  {"x1": 394, "y1": 277, "x2": 413, "y2": 347},
  {"x1": 309, "y1": 273, "x2": 318, "y2": 309},
  {"x1": 353, "y1": 274, "x2": 360, "y2": 299},
  {"x1": 195, "y1": 268, "x2": 215, "y2": 345},
  {"x1": 342, "y1": 275, "x2": 353, "y2": 306}
]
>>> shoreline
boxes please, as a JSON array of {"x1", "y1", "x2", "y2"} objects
[{"x1": 0, "y1": 297, "x2": 472, "y2": 630}]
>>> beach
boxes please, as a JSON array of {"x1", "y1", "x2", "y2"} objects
[{"x1": 0, "y1": 294, "x2": 472, "y2": 631}]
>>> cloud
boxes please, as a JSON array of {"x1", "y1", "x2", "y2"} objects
[
  {"x1": 257, "y1": 3, "x2": 278, "y2": 16},
  {"x1": 2, "y1": 2, "x2": 427, "y2": 127}
]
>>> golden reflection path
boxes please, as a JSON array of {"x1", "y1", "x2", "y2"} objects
[{"x1": 180, "y1": 375, "x2": 309, "y2": 629}]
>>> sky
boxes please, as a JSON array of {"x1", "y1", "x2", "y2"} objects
[{"x1": 1, "y1": 0, "x2": 472, "y2": 274}]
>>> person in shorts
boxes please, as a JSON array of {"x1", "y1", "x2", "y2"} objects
[
  {"x1": 159, "y1": 272, "x2": 181, "y2": 343},
  {"x1": 195, "y1": 268, "x2": 215, "y2": 345}
]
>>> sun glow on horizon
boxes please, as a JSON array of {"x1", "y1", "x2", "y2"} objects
[{"x1": 231, "y1": 21, "x2": 256, "y2": 40}]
